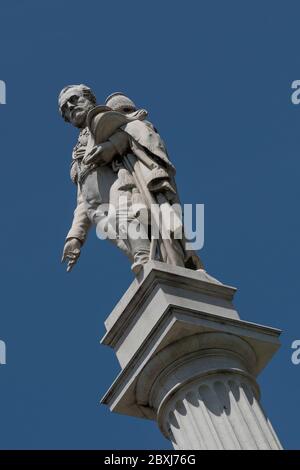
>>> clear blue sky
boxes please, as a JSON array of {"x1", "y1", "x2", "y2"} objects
[{"x1": 0, "y1": 0, "x2": 299, "y2": 449}]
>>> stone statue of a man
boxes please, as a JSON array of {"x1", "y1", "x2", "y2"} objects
[{"x1": 59, "y1": 84, "x2": 203, "y2": 274}]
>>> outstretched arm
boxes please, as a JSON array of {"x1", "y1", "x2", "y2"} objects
[{"x1": 61, "y1": 184, "x2": 91, "y2": 272}]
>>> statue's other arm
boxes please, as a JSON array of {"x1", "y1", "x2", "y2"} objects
[
  {"x1": 62, "y1": 184, "x2": 91, "y2": 272},
  {"x1": 66, "y1": 184, "x2": 91, "y2": 243},
  {"x1": 109, "y1": 130, "x2": 130, "y2": 156},
  {"x1": 83, "y1": 130, "x2": 130, "y2": 166}
]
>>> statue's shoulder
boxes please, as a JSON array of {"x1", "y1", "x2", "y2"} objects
[
  {"x1": 143, "y1": 119, "x2": 155, "y2": 130},
  {"x1": 136, "y1": 119, "x2": 160, "y2": 134},
  {"x1": 123, "y1": 118, "x2": 174, "y2": 169},
  {"x1": 124, "y1": 119, "x2": 159, "y2": 139}
]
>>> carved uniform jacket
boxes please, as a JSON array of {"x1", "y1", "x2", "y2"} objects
[{"x1": 66, "y1": 120, "x2": 177, "y2": 245}]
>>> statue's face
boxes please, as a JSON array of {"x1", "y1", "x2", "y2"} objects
[{"x1": 60, "y1": 92, "x2": 94, "y2": 128}]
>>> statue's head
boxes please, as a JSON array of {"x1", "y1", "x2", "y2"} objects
[
  {"x1": 105, "y1": 92, "x2": 136, "y2": 114},
  {"x1": 58, "y1": 84, "x2": 97, "y2": 128}
]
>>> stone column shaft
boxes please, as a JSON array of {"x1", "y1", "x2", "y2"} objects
[
  {"x1": 137, "y1": 332, "x2": 282, "y2": 450},
  {"x1": 164, "y1": 375, "x2": 281, "y2": 450}
]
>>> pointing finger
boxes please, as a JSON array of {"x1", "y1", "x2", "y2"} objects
[{"x1": 67, "y1": 259, "x2": 77, "y2": 272}]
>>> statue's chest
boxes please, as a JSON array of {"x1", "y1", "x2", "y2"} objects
[{"x1": 72, "y1": 128, "x2": 90, "y2": 160}]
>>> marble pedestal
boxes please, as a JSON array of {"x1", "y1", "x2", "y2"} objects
[{"x1": 101, "y1": 261, "x2": 282, "y2": 450}]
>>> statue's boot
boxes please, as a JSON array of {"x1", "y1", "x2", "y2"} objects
[
  {"x1": 131, "y1": 247, "x2": 150, "y2": 274},
  {"x1": 117, "y1": 216, "x2": 151, "y2": 274},
  {"x1": 129, "y1": 230, "x2": 151, "y2": 274}
]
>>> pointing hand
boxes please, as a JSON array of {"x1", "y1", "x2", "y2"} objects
[{"x1": 61, "y1": 238, "x2": 82, "y2": 272}]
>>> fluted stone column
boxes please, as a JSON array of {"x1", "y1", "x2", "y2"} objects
[
  {"x1": 165, "y1": 377, "x2": 282, "y2": 450},
  {"x1": 139, "y1": 333, "x2": 282, "y2": 450},
  {"x1": 101, "y1": 261, "x2": 282, "y2": 450}
]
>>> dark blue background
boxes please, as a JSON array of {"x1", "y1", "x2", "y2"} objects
[{"x1": 0, "y1": 0, "x2": 299, "y2": 449}]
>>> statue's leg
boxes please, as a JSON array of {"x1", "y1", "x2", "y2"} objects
[
  {"x1": 98, "y1": 174, "x2": 150, "y2": 274},
  {"x1": 116, "y1": 192, "x2": 150, "y2": 274},
  {"x1": 156, "y1": 190, "x2": 204, "y2": 270}
]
